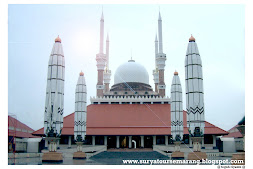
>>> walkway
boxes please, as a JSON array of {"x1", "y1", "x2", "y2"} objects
[
  {"x1": 107, "y1": 148, "x2": 153, "y2": 152},
  {"x1": 90, "y1": 151, "x2": 169, "y2": 165}
]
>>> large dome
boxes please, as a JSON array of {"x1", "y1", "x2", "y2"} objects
[{"x1": 114, "y1": 60, "x2": 149, "y2": 85}]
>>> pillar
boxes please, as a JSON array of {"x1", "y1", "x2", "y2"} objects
[
  {"x1": 189, "y1": 137, "x2": 192, "y2": 147},
  {"x1": 155, "y1": 83, "x2": 158, "y2": 93},
  {"x1": 153, "y1": 136, "x2": 156, "y2": 146},
  {"x1": 57, "y1": 139, "x2": 60, "y2": 149},
  {"x1": 213, "y1": 135, "x2": 216, "y2": 148},
  {"x1": 141, "y1": 136, "x2": 144, "y2": 148},
  {"x1": 129, "y1": 136, "x2": 132, "y2": 149},
  {"x1": 68, "y1": 136, "x2": 71, "y2": 148},
  {"x1": 92, "y1": 136, "x2": 96, "y2": 146},
  {"x1": 116, "y1": 136, "x2": 120, "y2": 149},
  {"x1": 202, "y1": 137, "x2": 204, "y2": 148},
  {"x1": 104, "y1": 136, "x2": 108, "y2": 146},
  {"x1": 45, "y1": 139, "x2": 48, "y2": 149},
  {"x1": 105, "y1": 83, "x2": 109, "y2": 93},
  {"x1": 165, "y1": 136, "x2": 168, "y2": 146}
]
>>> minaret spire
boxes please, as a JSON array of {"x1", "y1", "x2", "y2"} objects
[
  {"x1": 158, "y1": 11, "x2": 163, "y2": 53},
  {"x1": 99, "y1": 11, "x2": 104, "y2": 54},
  {"x1": 153, "y1": 34, "x2": 159, "y2": 93},
  {"x1": 103, "y1": 32, "x2": 111, "y2": 93},
  {"x1": 96, "y1": 12, "x2": 106, "y2": 97},
  {"x1": 156, "y1": 11, "x2": 167, "y2": 97},
  {"x1": 155, "y1": 33, "x2": 158, "y2": 67}
]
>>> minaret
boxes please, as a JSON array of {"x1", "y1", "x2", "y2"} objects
[
  {"x1": 96, "y1": 12, "x2": 106, "y2": 97},
  {"x1": 42, "y1": 36, "x2": 64, "y2": 162},
  {"x1": 44, "y1": 36, "x2": 64, "y2": 138},
  {"x1": 171, "y1": 71, "x2": 183, "y2": 142},
  {"x1": 171, "y1": 71, "x2": 184, "y2": 158},
  {"x1": 103, "y1": 34, "x2": 111, "y2": 93},
  {"x1": 185, "y1": 35, "x2": 206, "y2": 158},
  {"x1": 153, "y1": 34, "x2": 159, "y2": 93},
  {"x1": 73, "y1": 71, "x2": 87, "y2": 159},
  {"x1": 156, "y1": 12, "x2": 167, "y2": 97}
]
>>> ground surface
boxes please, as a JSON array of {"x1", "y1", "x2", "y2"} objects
[{"x1": 90, "y1": 151, "x2": 169, "y2": 165}]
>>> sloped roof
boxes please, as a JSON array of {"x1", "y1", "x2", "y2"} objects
[
  {"x1": 33, "y1": 104, "x2": 228, "y2": 136},
  {"x1": 8, "y1": 115, "x2": 39, "y2": 138},
  {"x1": 8, "y1": 115, "x2": 34, "y2": 131},
  {"x1": 222, "y1": 124, "x2": 243, "y2": 138}
]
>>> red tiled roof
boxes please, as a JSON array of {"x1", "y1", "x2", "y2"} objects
[
  {"x1": 8, "y1": 115, "x2": 39, "y2": 138},
  {"x1": 222, "y1": 124, "x2": 243, "y2": 138},
  {"x1": 33, "y1": 104, "x2": 228, "y2": 136},
  {"x1": 8, "y1": 130, "x2": 40, "y2": 138},
  {"x1": 222, "y1": 131, "x2": 243, "y2": 138},
  {"x1": 8, "y1": 116, "x2": 34, "y2": 132}
]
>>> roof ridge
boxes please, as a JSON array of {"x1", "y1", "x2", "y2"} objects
[
  {"x1": 64, "y1": 112, "x2": 75, "y2": 119},
  {"x1": 205, "y1": 121, "x2": 228, "y2": 134}
]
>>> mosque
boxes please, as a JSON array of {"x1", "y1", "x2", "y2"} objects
[{"x1": 32, "y1": 11, "x2": 228, "y2": 153}]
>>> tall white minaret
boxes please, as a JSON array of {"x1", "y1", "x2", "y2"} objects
[
  {"x1": 156, "y1": 11, "x2": 167, "y2": 97},
  {"x1": 104, "y1": 33, "x2": 111, "y2": 93},
  {"x1": 96, "y1": 12, "x2": 106, "y2": 97},
  {"x1": 185, "y1": 35, "x2": 205, "y2": 151},
  {"x1": 44, "y1": 36, "x2": 65, "y2": 138},
  {"x1": 74, "y1": 71, "x2": 87, "y2": 142},
  {"x1": 73, "y1": 71, "x2": 87, "y2": 159},
  {"x1": 153, "y1": 34, "x2": 159, "y2": 93},
  {"x1": 171, "y1": 71, "x2": 184, "y2": 142}
]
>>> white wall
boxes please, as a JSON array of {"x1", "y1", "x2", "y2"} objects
[{"x1": 27, "y1": 138, "x2": 42, "y2": 153}]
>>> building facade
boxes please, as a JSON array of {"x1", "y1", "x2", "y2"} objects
[{"x1": 33, "y1": 11, "x2": 229, "y2": 152}]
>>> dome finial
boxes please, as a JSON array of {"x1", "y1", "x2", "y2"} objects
[
  {"x1": 174, "y1": 70, "x2": 178, "y2": 75},
  {"x1": 189, "y1": 34, "x2": 195, "y2": 42},
  {"x1": 55, "y1": 35, "x2": 61, "y2": 43},
  {"x1": 80, "y1": 71, "x2": 84, "y2": 76}
]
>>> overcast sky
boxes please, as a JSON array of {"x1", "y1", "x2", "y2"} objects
[{"x1": 8, "y1": 4, "x2": 245, "y2": 131}]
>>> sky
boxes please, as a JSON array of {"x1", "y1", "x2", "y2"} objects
[{"x1": 7, "y1": 4, "x2": 245, "y2": 131}]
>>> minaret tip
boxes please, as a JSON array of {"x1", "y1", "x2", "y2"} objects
[
  {"x1": 101, "y1": 10, "x2": 104, "y2": 20},
  {"x1": 174, "y1": 70, "x2": 178, "y2": 75},
  {"x1": 80, "y1": 71, "x2": 84, "y2": 76},
  {"x1": 55, "y1": 35, "x2": 61, "y2": 43},
  {"x1": 158, "y1": 11, "x2": 162, "y2": 20},
  {"x1": 189, "y1": 34, "x2": 196, "y2": 42}
]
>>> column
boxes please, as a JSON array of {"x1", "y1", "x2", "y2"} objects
[
  {"x1": 116, "y1": 136, "x2": 120, "y2": 149},
  {"x1": 202, "y1": 137, "x2": 204, "y2": 148},
  {"x1": 141, "y1": 136, "x2": 144, "y2": 148},
  {"x1": 129, "y1": 136, "x2": 132, "y2": 149},
  {"x1": 92, "y1": 136, "x2": 96, "y2": 146},
  {"x1": 165, "y1": 136, "x2": 168, "y2": 146},
  {"x1": 57, "y1": 139, "x2": 60, "y2": 149},
  {"x1": 213, "y1": 135, "x2": 216, "y2": 148},
  {"x1": 68, "y1": 136, "x2": 72, "y2": 148},
  {"x1": 104, "y1": 136, "x2": 108, "y2": 146},
  {"x1": 45, "y1": 139, "x2": 48, "y2": 149},
  {"x1": 153, "y1": 136, "x2": 156, "y2": 146},
  {"x1": 189, "y1": 137, "x2": 192, "y2": 147}
]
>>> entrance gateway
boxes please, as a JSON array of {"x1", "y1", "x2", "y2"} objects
[{"x1": 87, "y1": 135, "x2": 172, "y2": 149}]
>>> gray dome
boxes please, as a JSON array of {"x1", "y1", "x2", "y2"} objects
[{"x1": 114, "y1": 60, "x2": 149, "y2": 85}]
